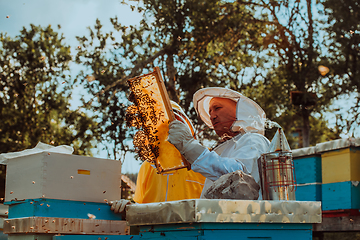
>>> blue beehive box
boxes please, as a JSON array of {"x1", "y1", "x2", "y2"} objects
[
  {"x1": 322, "y1": 181, "x2": 360, "y2": 211},
  {"x1": 5, "y1": 198, "x2": 122, "y2": 220},
  {"x1": 293, "y1": 155, "x2": 322, "y2": 184},
  {"x1": 292, "y1": 146, "x2": 322, "y2": 202},
  {"x1": 295, "y1": 184, "x2": 322, "y2": 201},
  {"x1": 292, "y1": 146, "x2": 322, "y2": 184}
]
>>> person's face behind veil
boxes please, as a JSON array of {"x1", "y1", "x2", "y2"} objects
[{"x1": 209, "y1": 97, "x2": 237, "y2": 139}]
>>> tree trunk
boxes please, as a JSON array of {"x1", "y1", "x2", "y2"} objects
[
  {"x1": 166, "y1": 53, "x2": 179, "y2": 102},
  {"x1": 302, "y1": 108, "x2": 310, "y2": 147}
]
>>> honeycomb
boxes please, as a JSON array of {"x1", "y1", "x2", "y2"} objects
[{"x1": 126, "y1": 67, "x2": 190, "y2": 173}]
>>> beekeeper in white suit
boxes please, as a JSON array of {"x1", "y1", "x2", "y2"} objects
[{"x1": 168, "y1": 87, "x2": 270, "y2": 198}]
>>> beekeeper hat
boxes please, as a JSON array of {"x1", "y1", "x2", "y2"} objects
[{"x1": 193, "y1": 87, "x2": 266, "y2": 135}]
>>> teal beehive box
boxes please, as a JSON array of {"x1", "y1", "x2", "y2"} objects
[
  {"x1": 292, "y1": 146, "x2": 322, "y2": 202},
  {"x1": 322, "y1": 181, "x2": 360, "y2": 211}
]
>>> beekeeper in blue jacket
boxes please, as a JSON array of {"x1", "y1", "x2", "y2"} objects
[{"x1": 168, "y1": 87, "x2": 270, "y2": 198}]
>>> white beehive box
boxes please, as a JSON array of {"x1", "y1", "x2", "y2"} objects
[{"x1": 5, "y1": 152, "x2": 121, "y2": 203}]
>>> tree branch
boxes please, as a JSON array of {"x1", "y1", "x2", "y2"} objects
[{"x1": 84, "y1": 46, "x2": 169, "y2": 107}]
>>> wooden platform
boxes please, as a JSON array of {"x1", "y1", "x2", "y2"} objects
[{"x1": 313, "y1": 210, "x2": 360, "y2": 240}]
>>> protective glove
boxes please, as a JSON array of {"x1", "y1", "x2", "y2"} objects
[
  {"x1": 109, "y1": 199, "x2": 132, "y2": 214},
  {"x1": 168, "y1": 120, "x2": 206, "y2": 164}
]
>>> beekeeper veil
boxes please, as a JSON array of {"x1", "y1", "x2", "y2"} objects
[
  {"x1": 193, "y1": 87, "x2": 266, "y2": 135},
  {"x1": 170, "y1": 100, "x2": 196, "y2": 138}
]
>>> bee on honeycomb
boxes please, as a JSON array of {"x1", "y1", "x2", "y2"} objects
[{"x1": 126, "y1": 68, "x2": 190, "y2": 173}]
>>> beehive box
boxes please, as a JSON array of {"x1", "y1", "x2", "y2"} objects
[
  {"x1": 5, "y1": 152, "x2": 121, "y2": 203},
  {"x1": 292, "y1": 146, "x2": 322, "y2": 202},
  {"x1": 6, "y1": 199, "x2": 122, "y2": 220},
  {"x1": 295, "y1": 184, "x2": 322, "y2": 202},
  {"x1": 293, "y1": 155, "x2": 322, "y2": 184},
  {"x1": 321, "y1": 147, "x2": 360, "y2": 184},
  {"x1": 322, "y1": 181, "x2": 360, "y2": 211}
]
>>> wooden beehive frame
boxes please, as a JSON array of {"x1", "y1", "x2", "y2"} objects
[{"x1": 127, "y1": 67, "x2": 190, "y2": 173}]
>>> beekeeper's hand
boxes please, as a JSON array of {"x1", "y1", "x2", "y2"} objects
[
  {"x1": 109, "y1": 199, "x2": 132, "y2": 213},
  {"x1": 168, "y1": 120, "x2": 206, "y2": 164}
]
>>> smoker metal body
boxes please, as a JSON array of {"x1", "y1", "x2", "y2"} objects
[
  {"x1": 258, "y1": 127, "x2": 296, "y2": 200},
  {"x1": 258, "y1": 151, "x2": 296, "y2": 200}
]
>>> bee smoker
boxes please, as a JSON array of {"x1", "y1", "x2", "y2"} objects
[{"x1": 258, "y1": 128, "x2": 296, "y2": 200}]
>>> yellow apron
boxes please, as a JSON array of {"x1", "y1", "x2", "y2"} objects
[{"x1": 134, "y1": 161, "x2": 206, "y2": 203}]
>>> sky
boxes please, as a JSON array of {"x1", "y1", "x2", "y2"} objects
[
  {"x1": 0, "y1": 0, "x2": 142, "y2": 43},
  {"x1": 1, "y1": 0, "x2": 144, "y2": 173}
]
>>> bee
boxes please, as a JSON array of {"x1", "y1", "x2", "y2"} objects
[{"x1": 127, "y1": 71, "x2": 170, "y2": 167}]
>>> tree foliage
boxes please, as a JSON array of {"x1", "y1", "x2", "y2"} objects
[
  {"x1": 322, "y1": 0, "x2": 360, "y2": 136},
  {"x1": 0, "y1": 25, "x2": 101, "y2": 155},
  {"x1": 242, "y1": 66, "x2": 340, "y2": 148},
  {"x1": 237, "y1": 0, "x2": 344, "y2": 147},
  {"x1": 76, "y1": 0, "x2": 357, "y2": 158},
  {"x1": 75, "y1": 0, "x2": 267, "y2": 156}
]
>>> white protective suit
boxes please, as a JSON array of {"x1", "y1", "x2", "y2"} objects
[{"x1": 191, "y1": 87, "x2": 270, "y2": 198}]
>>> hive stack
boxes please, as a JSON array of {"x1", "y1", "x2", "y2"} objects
[
  {"x1": 125, "y1": 199, "x2": 321, "y2": 240},
  {"x1": 293, "y1": 138, "x2": 360, "y2": 212},
  {"x1": 319, "y1": 139, "x2": 360, "y2": 211},
  {"x1": 293, "y1": 146, "x2": 322, "y2": 202},
  {"x1": 3, "y1": 152, "x2": 129, "y2": 240}
]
